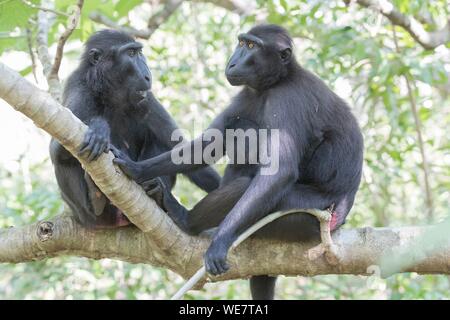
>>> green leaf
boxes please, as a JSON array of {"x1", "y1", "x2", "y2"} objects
[
  {"x1": 418, "y1": 107, "x2": 431, "y2": 121},
  {"x1": 19, "y1": 65, "x2": 32, "y2": 76},
  {"x1": 279, "y1": 0, "x2": 288, "y2": 11},
  {"x1": 115, "y1": 0, "x2": 142, "y2": 18},
  {"x1": 0, "y1": 0, "x2": 35, "y2": 32},
  {"x1": 0, "y1": 35, "x2": 28, "y2": 53}
]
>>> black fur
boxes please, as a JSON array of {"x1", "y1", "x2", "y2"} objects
[
  {"x1": 50, "y1": 29, "x2": 220, "y2": 228},
  {"x1": 114, "y1": 25, "x2": 363, "y2": 298}
]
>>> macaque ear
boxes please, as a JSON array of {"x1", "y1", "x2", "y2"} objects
[
  {"x1": 88, "y1": 48, "x2": 102, "y2": 65},
  {"x1": 280, "y1": 48, "x2": 292, "y2": 64},
  {"x1": 275, "y1": 35, "x2": 292, "y2": 64}
]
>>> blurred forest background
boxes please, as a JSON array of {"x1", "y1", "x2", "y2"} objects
[{"x1": 0, "y1": 0, "x2": 449, "y2": 299}]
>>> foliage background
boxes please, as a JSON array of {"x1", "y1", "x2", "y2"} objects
[{"x1": 0, "y1": 0, "x2": 449, "y2": 299}]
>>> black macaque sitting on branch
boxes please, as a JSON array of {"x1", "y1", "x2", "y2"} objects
[
  {"x1": 113, "y1": 25, "x2": 364, "y2": 299},
  {"x1": 50, "y1": 30, "x2": 220, "y2": 228}
]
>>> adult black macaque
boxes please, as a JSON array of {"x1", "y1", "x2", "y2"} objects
[
  {"x1": 113, "y1": 25, "x2": 364, "y2": 299},
  {"x1": 50, "y1": 30, "x2": 220, "y2": 228}
]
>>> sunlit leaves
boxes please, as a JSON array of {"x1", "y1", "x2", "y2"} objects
[
  {"x1": 115, "y1": 0, "x2": 142, "y2": 18},
  {"x1": 0, "y1": 0, "x2": 35, "y2": 32}
]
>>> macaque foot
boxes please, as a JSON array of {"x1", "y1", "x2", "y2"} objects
[
  {"x1": 115, "y1": 212, "x2": 131, "y2": 227},
  {"x1": 141, "y1": 178, "x2": 166, "y2": 210},
  {"x1": 93, "y1": 211, "x2": 131, "y2": 229},
  {"x1": 305, "y1": 206, "x2": 341, "y2": 265}
]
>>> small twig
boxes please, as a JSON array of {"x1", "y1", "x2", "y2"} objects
[
  {"x1": 90, "y1": 0, "x2": 255, "y2": 39},
  {"x1": 404, "y1": 78, "x2": 434, "y2": 221},
  {"x1": 355, "y1": 0, "x2": 450, "y2": 50},
  {"x1": 35, "y1": 0, "x2": 61, "y2": 100},
  {"x1": 90, "y1": 0, "x2": 183, "y2": 39},
  {"x1": 36, "y1": 0, "x2": 54, "y2": 79},
  {"x1": 35, "y1": 0, "x2": 84, "y2": 101},
  {"x1": 89, "y1": 12, "x2": 154, "y2": 39},
  {"x1": 392, "y1": 27, "x2": 434, "y2": 221},
  {"x1": 25, "y1": 27, "x2": 38, "y2": 83},
  {"x1": 415, "y1": 11, "x2": 436, "y2": 29},
  {"x1": 21, "y1": 0, "x2": 70, "y2": 17},
  {"x1": 147, "y1": 0, "x2": 183, "y2": 33},
  {"x1": 191, "y1": 0, "x2": 254, "y2": 16},
  {"x1": 170, "y1": 208, "x2": 336, "y2": 300},
  {"x1": 49, "y1": 0, "x2": 84, "y2": 78}
]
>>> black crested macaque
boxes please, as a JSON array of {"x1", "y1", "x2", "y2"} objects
[
  {"x1": 113, "y1": 25, "x2": 363, "y2": 299},
  {"x1": 50, "y1": 29, "x2": 220, "y2": 228}
]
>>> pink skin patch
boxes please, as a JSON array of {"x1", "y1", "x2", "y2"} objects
[
  {"x1": 115, "y1": 211, "x2": 131, "y2": 227},
  {"x1": 330, "y1": 211, "x2": 338, "y2": 231},
  {"x1": 93, "y1": 210, "x2": 131, "y2": 229}
]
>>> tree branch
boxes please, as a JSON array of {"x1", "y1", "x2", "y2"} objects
[
  {"x1": 0, "y1": 215, "x2": 449, "y2": 284},
  {"x1": 1, "y1": 62, "x2": 450, "y2": 290},
  {"x1": 354, "y1": 0, "x2": 450, "y2": 50},
  {"x1": 89, "y1": 0, "x2": 184, "y2": 39},
  {"x1": 0, "y1": 62, "x2": 176, "y2": 239},
  {"x1": 25, "y1": 27, "x2": 38, "y2": 83},
  {"x1": 392, "y1": 28, "x2": 434, "y2": 221},
  {"x1": 190, "y1": 0, "x2": 253, "y2": 16},
  {"x1": 89, "y1": 0, "x2": 183, "y2": 40},
  {"x1": 49, "y1": 0, "x2": 84, "y2": 80},
  {"x1": 35, "y1": 0, "x2": 84, "y2": 101},
  {"x1": 21, "y1": 0, "x2": 70, "y2": 17},
  {"x1": 90, "y1": 0, "x2": 253, "y2": 40},
  {"x1": 89, "y1": 12, "x2": 155, "y2": 39},
  {"x1": 147, "y1": 0, "x2": 184, "y2": 34},
  {"x1": 36, "y1": 0, "x2": 61, "y2": 99}
]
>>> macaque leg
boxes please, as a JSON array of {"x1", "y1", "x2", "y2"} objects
[
  {"x1": 272, "y1": 184, "x2": 345, "y2": 265},
  {"x1": 142, "y1": 176, "x2": 252, "y2": 235},
  {"x1": 84, "y1": 172, "x2": 131, "y2": 229}
]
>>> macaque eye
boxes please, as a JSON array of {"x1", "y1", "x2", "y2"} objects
[
  {"x1": 128, "y1": 49, "x2": 136, "y2": 57},
  {"x1": 248, "y1": 42, "x2": 254, "y2": 49},
  {"x1": 239, "y1": 40, "x2": 245, "y2": 47}
]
